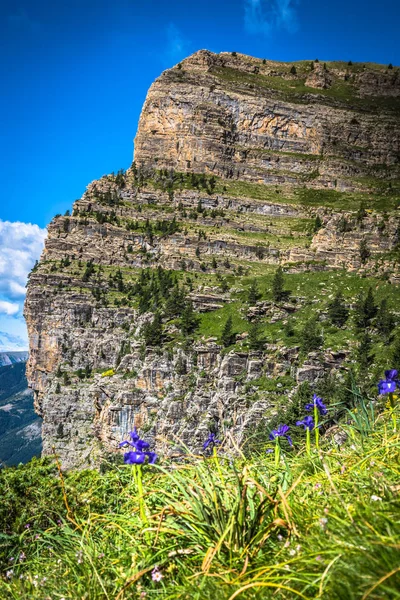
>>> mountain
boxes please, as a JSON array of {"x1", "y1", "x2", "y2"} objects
[
  {"x1": 0, "y1": 351, "x2": 29, "y2": 367},
  {"x1": 25, "y1": 51, "x2": 400, "y2": 468},
  {"x1": 0, "y1": 361, "x2": 42, "y2": 466}
]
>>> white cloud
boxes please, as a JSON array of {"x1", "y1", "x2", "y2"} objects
[
  {"x1": 244, "y1": 0, "x2": 299, "y2": 36},
  {"x1": 0, "y1": 301, "x2": 19, "y2": 316},
  {"x1": 0, "y1": 220, "x2": 46, "y2": 352},
  {"x1": 0, "y1": 327, "x2": 28, "y2": 352},
  {"x1": 0, "y1": 220, "x2": 47, "y2": 301}
]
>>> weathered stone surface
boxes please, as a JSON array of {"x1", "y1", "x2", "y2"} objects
[{"x1": 25, "y1": 51, "x2": 400, "y2": 468}]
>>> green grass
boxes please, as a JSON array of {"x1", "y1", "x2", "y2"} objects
[
  {"x1": 210, "y1": 66, "x2": 400, "y2": 113},
  {"x1": 1, "y1": 401, "x2": 399, "y2": 599},
  {"x1": 198, "y1": 270, "x2": 400, "y2": 358}
]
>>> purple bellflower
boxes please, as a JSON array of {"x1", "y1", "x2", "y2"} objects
[
  {"x1": 305, "y1": 394, "x2": 327, "y2": 416},
  {"x1": 269, "y1": 424, "x2": 293, "y2": 446},
  {"x1": 378, "y1": 369, "x2": 398, "y2": 395},
  {"x1": 119, "y1": 428, "x2": 157, "y2": 464},
  {"x1": 203, "y1": 432, "x2": 221, "y2": 451},
  {"x1": 296, "y1": 415, "x2": 315, "y2": 430}
]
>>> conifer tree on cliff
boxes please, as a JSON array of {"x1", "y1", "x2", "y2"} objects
[
  {"x1": 221, "y1": 316, "x2": 235, "y2": 347},
  {"x1": 327, "y1": 291, "x2": 349, "y2": 327},
  {"x1": 272, "y1": 267, "x2": 288, "y2": 302}
]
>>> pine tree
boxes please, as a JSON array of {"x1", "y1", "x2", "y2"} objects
[
  {"x1": 314, "y1": 215, "x2": 323, "y2": 232},
  {"x1": 55, "y1": 382, "x2": 61, "y2": 394},
  {"x1": 359, "y1": 238, "x2": 371, "y2": 264},
  {"x1": 175, "y1": 355, "x2": 187, "y2": 375},
  {"x1": 143, "y1": 312, "x2": 163, "y2": 346},
  {"x1": 327, "y1": 291, "x2": 349, "y2": 327},
  {"x1": 392, "y1": 335, "x2": 400, "y2": 365},
  {"x1": 272, "y1": 267, "x2": 288, "y2": 302},
  {"x1": 376, "y1": 299, "x2": 395, "y2": 341},
  {"x1": 221, "y1": 316, "x2": 235, "y2": 347},
  {"x1": 247, "y1": 279, "x2": 260, "y2": 305},
  {"x1": 300, "y1": 318, "x2": 322, "y2": 353},
  {"x1": 357, "y1": 333, "x2": 372, "y2": 370},
  {"x1": 165, "y1": 285, "x2": 186, "y2": 318},
  {"x1": 364, "y1": 287, "x2": 378, "y2": 322},
  {"x1": 354, "y1": 288, "x2": 377, "y2": 330},
  {"x1": 248, "y1": 321, "x2": 263, "y2": 350},
  {"x1": 180, "y1": 300, "x2": 199, "y2": 335}
]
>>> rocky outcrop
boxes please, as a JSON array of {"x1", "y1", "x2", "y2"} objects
[{"x1": 25, "y1": 51, "x2": 400, "y2": 468}]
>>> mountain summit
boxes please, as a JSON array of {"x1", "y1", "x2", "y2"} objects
[{"x1": 25, "y1": 52, "x2": 400, "y2": 468}]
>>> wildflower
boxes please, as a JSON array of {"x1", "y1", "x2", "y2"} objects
[
  {"x1": 269, "y1": 424, "x2": 292, "y2": 446},
  {"x1": 203, "y1": 432, "x2": 221, "y2": 451},
  {"x1": 340, "y1": 465, "x2": 346, "y2": 474},
  {"x1": 266, "y1": 448, "x2": 273, "y2": 454},
  {"x1": 6, "y1": 570, "x2": 13, "y2": 579},
  {"x1": 314, "y1": 483, "x2": 322, "y2": 490},
  {"x1": 9, "y1": 557, "x2": 14, "y2": 562},
  {"x1": 296, "y1": 416, "x2": 315, "y2": 430},
  {"x1": 305, "y1": 394, "x2": 327, "y2": 416},
  {"x1": 319, "y1": 517, "x2": 328, "y2": 528},
  {"x1": 316, "y1": 555, "x2": 323, "y2": 562},
  {"x1": 119, "y1": 428, "x2": 157, "y2": 464},
  {"x1": 371, "y1": 494, "x2": 382, "y2": 502},
  {"x1": 378, "y1": 369, "x2": 398, "y2": 395},
  {"x1": 19, "y1": 552, "x2": 26, "y2": 562},
  {"x1": 24, "y1": 524, "x2": 31, "y2": 529},
  {"x1": 289, "y1": 549, "x2": 296, "y2": 556},
  {"x1": 151, "y1": 566, "x2": 163, "y2": 582}
]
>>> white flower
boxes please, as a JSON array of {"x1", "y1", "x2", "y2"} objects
[
  {"x1": 319, "y1": 517, "x2": 328, "y2": 528},
  {"x1": 6, "y1": 570, "x2": 13, "y2": 579},
  {"x1": 371, "y1": 495, "x2": 382, "y2": 502}
]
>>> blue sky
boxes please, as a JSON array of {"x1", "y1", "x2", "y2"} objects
[{"x1": 0, "y1": 0, "x2": 399, "y2": 349}]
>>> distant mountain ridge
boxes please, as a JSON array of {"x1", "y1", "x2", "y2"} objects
[
  {"x1": 0, "y1": 352, "x2": 29, "y2": 367},
  {"x1": 0, "y1": 360, "x2": 41, "y2": 466}
]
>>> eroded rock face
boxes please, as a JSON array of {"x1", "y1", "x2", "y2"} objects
[{"x1": 25, "y1": 51, "x2": 400, "y2": 468}]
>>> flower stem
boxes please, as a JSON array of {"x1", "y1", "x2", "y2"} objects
[
  {"x1": 306, "y1": 427, "x2": 311, "y2": 456},
  {"x1": 389, "y1": 392, "x2": 397, "y2": 432},
  {"x1": 135, "y1": 464, "x2": 148, "y2": 528},
  {"x1": 314, "y1": 404, "x2": 319, "y2": 451},
  {"x1": 275, "y1": 439, "x2": 280, "y2": 468}
]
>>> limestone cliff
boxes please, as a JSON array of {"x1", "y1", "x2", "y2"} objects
[{"x1": 25, "y1": 51, "x2": 400, "y2": 468}]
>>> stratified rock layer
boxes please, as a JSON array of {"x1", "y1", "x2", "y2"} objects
[{"x1": 25, "y1": 51, "x2": 400, "y2": 468}]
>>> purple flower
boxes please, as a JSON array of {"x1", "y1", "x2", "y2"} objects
[
  {"x1": 119, "y1": 428, "x2": 140, "y2": 448},
  {"x1": 120, "y1": 428, "x2": 158, "y2": 465},
  {"x1": 203, "y1": 432, "x2": 221, "y2": 451},
  {"x1": 296, "y1": 416, "x2": 315, "y2": 430},
  {"x1": 378, "y1": 369, "x2": 398, "y2": 395},
  {"x1": 124, "y1": 451, "x2": 146, "y2": 464},
  {"x1": 305, "y1": 394, "x2": 327, "y2": 416},
  {"x1": 269, "y1": 424, "x2": 293, "y2": 446}
]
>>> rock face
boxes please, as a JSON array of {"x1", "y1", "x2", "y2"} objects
[{"x1": 25, "y1": 51, "x2": 400, "y2": 468}]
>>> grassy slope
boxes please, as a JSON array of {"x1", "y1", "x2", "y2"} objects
[{"x1": 0, "y1": 399, "x2": 399, "y2": 599}]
